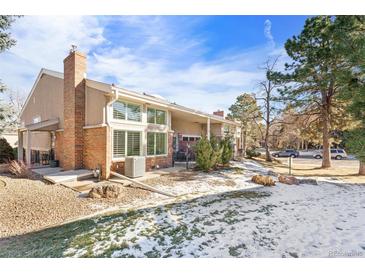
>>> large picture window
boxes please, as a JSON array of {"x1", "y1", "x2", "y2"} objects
[
  {"x1": 113, "y1": 100, "x2": 141, "y2": 122},
  {"x1": 147, "y1": 108, "x2": 166, "y2": 125},
  {"x1": 113, "y1": 130, "x2": 141, "y2": 158},
  {"x1": 147, "y1": 132, "x2": 167, "y2": 155}
]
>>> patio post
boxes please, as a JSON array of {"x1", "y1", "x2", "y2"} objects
[
  {"x1": 25, "y1": 130, "x2": 31, "y2": 167},
  {"x1": 207, "y1": 117, "x2": 211, "y2": 140},
  {"x1": 17, "y1": 130, "x2": 23, "y2": 161}
]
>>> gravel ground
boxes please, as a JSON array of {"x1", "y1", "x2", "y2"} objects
[
  {"x1": 0, "y1": 176, "x2": 151, "y2": 238},
  {"x1": 0, "y1": 176, "x2": 96, "y2": 238},
  {"x1": 0, "y1": 162, "x2": 257, "y2": 239}
]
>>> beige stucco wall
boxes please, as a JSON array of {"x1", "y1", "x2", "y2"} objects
[
  {"x1": 171, "y1": 117, "x2": 203, "y2": 136},
  {"x1": 20, "y1": 74, "x2": 64, "y2": 128},
  {"x1": 23, "y1": 131, "x2": 51, "y2": 151},
  {"x1": 201, "y1": 123, "x2": 224, "y2": 137},
  {"x1": 85, "y1": 86, "x2": 107, "y2": 126},
  {"x1": 211, "y1": 123, "x2": 223, "y2": 137}
]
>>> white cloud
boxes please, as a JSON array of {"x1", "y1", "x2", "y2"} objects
[
  {"x1": 0, "y1": 16, "x2": 286, "y2": 114},
  {"x1": 264, "y1": 19, "x2": 275, "y2": 48},
  {"x1": 0, "y1": 16, "x2": 105, "y2": 93}
]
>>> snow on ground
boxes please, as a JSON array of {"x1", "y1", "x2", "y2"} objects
[
  {"x1": 151, "y1": 160, "x2": 267, "y2": 197},
  {"x1": 60, "y1": 180, "x2": 365, "y2": 258},
  {"x1": 1, "y1": 160, "x2": 364, "y2": 258}
]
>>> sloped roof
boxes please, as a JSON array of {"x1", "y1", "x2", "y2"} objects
[{"x1": 21, "y1": 69, "x2": 239, "y2": 126}]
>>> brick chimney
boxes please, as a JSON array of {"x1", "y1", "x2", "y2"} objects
[
  {"x1": 63, "y1": 48, "x2": 87, "y2": 170},
  {"x1": 213, "y1": 110, "x2": 224, "y2": 117}
]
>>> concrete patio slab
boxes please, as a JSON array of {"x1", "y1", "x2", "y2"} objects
[
  {"x1": 32, "y1": 167, "x2": 62, "y2": 176},
  {"x1": 43, "y1": 169, "x2": 94, "y2": 184}
]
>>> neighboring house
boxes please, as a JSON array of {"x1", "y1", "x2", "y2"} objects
[
  {"x1": 1, "y1": 129, "x2": 18, "y2": 148},
  {"x1": 18, "y1": 49, "x2": 241, "y2": 178}
]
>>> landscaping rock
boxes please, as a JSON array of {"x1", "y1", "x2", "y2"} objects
[
  {"x1": 251, "y1": 175, "x2": 275, "y2": 186},
  {"x1": 278, "y1": 175, "x2": 299, "y2": 185},
  {"x1": 88, "y1": 184, "x2": 123, "y2": 199}
]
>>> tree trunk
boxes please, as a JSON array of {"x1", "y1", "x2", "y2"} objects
[
  {"x1": 359, "y1": 161, "x2": 365, "y2": 175},
  {"x1": 265, "y1": 95, "x2": 272, "y2": 162},
  {"x1": 265, "y1": 130, "x2": 271, "y2": 161},
  {"x1": 321, "y1": 90, "x2": 331, "y2": 168},
  {"x1": 242, "y1": 128, "x2": 247, "y2": 157}
]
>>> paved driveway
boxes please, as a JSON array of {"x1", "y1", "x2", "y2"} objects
[{"x1": 286, "y1": 157, "x2": 360, "y2": 168}]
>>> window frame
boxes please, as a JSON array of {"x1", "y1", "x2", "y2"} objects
[
  {"x1": 112, "y1": 99, "x2": 142, "y2": 123},
  {"x1": 146, "y1": 131, "x2": 168, "y2": 156},
  {"x1": 182, "y1": 134, "x2": 201, "y2": 142},
  {"x1": 147, "y1": 107, "x2": 167, "y2": 125},
  {"x1": 112, "y1": 129, "x2": 142, "y2": 160}
]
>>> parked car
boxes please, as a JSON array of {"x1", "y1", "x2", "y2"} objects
[
  {"x1": 272, "y1": 149, "x2": 299, "y2": 158},
  {"x1": 312, "y1": 149, "x2": 348, "y2": 160}
]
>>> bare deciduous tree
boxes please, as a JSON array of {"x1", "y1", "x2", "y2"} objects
[{"x1": 255, "y1": 56, "x2": 283, "y2": 162}]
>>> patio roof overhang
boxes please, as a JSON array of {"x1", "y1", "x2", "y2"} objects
[
  {"x1": 169, "y1": 108, "x2": 220, "y2": 124},
  {"x1": 24, "y1": 118, "x2": 60, "y2": 131}
]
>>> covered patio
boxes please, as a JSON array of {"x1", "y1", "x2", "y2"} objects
[
  {"x1": 169, "y1": 107, "x2": 238, "y2": 160},
  {"x1": 18, "y1": 118, "x2": 60, "y2": 167}
]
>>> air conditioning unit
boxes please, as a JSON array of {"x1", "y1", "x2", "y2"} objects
[{"x1": 125, "y1": 156, "x2": 146, "y2": 178}]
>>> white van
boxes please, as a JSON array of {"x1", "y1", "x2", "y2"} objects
[{"x1": 313, "y1": 149, "x2": 348, "y2": 160}]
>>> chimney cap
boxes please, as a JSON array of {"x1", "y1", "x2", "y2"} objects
[{"x1": 70, "y1": 44, "x2": 78, "y2": 53}]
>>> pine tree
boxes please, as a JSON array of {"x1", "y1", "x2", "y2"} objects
[{"x1": 275, "y1": 16, "x2": 359, "y2": 168}]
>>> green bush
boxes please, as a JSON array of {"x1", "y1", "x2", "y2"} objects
[
  {"x1": 344, "y1": 128, "x2": 365, "y2": 162},
  {"x1": 196, "y1": 137, "x2": 222, "y2": 172},
  {"x1": 220, "y1": 137, "x2": 233, "y2": 165},
  {"x1": 13, "y1": 147, "x2": 18, "y2": 160},
  {"x1": 245, "y1": 147, "x2": 261, "y2": 159},
  {"x1": 210, "y1": 136, "x2": 223, "y2": 166},
  {"x1": 0, "y1": 138, "x2": 15, "y2": 163}
]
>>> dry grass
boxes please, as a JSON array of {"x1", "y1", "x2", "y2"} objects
[
  {"x1": 253, "y1": 157, "x2": 365, "y2": 184},
  {"x1": 8, "y1": 161, "x2": 33, "y2": 178}
]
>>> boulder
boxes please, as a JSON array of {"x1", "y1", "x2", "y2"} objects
[
  {"x1": 251, "y1": 175, "x2": 275, "y2": 186},
  {"x1": 278, "y1": 175, "x2": 299, "y2": 185},
  {"x1": 297, "y1": 178, "x2": 318, "y2": 185},
  {"x1": 88, "y1": 184, "x2": 123, "y2": 199}
]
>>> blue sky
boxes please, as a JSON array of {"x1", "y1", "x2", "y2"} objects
[{"x1": 0, "y1": 16, "x2": 308, "y2": 113}]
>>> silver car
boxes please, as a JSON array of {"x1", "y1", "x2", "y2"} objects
[{"x1": 313, "y1": 149, "x2": 348, "y2": 160}]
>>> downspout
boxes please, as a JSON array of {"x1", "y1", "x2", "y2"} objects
[{"x1": 105, "y1": 87, "x2": 118, "y2": 179}]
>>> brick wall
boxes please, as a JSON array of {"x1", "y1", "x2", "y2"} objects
[
  {"x1": 111, "y1": 161, "x2": 125, "y2": 175},
  {"x1": 63, "y1": 51, "x2": 86, "y2": 170},
  {"x1": 55, "y1": 131, "x2": 64, "y2": 168},
  {"x1": 83, "y1": 126, "x2": 110, "y2": 179}
]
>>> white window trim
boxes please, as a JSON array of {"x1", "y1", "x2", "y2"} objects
[
  {"x1": 111, "y1": 99, "x2": 143, "y2": 124},
  {"x1": 112, "y1": 129, "x2": 143, "y2": 161},
  {"x1": 147, "y1": 107, "x2": 167, "y2": 125},
  {"x1": 32, "y1": 115, "x2": 41, "y2": 124},
  {"x1": 146, "y1": 131, "x2": 168, "y2": 157}
]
